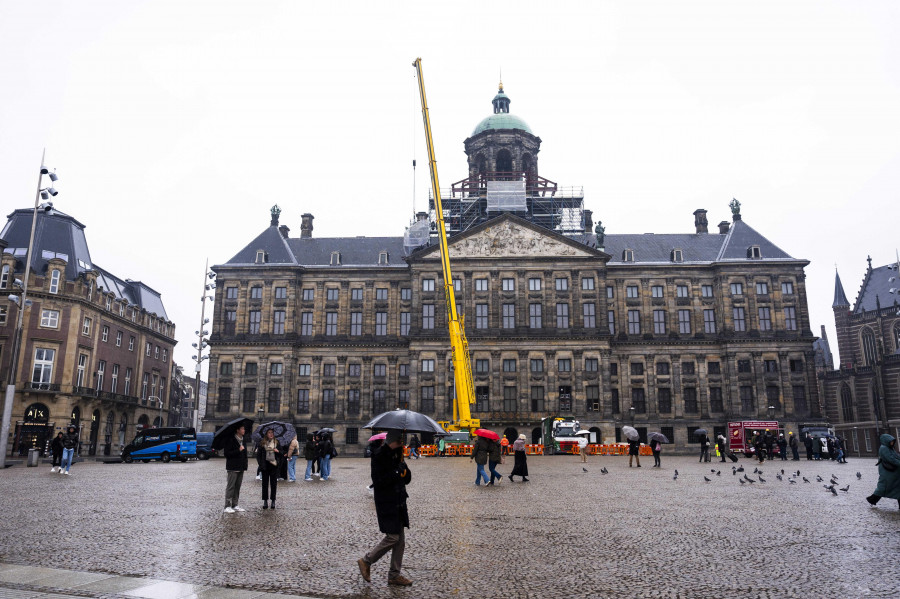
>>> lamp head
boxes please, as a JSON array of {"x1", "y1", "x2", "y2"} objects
[
  {"x1": 48, "y1": 172, "x2": 58, "y2": 182},
  {"x1": 40, "y1": 166, "x2": 49, "y2": 175},
  {"x1": 8, "y1": 294, "x2": 19, "y2": 305},
  {"x1": 40, "y1": 191, "x2": 49, "y2": 200},
  {"x1": 47, "y1": 187, "x2": 58, "y2": 197}
]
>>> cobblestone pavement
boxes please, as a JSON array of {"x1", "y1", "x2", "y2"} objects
[{"x1": 0, "y1": 454, "x2": 896, "y2": 599}]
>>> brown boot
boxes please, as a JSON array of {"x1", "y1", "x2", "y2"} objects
[
  {"x1": 357, "y1": 558, "x2": 370, "y2": 582},
  {"x1": 388, "y1": 575, "x2": 413, "y2": 586}
]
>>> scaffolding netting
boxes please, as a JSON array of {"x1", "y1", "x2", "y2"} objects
[{"x1": 486, "y1": 180, "x2": 527, "y2": 212}]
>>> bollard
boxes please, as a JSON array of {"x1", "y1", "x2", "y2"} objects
[{"x1": 27, "y1": 448, "x2": 41, "y2": 467}]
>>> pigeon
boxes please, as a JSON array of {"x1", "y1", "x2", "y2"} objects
[
  {"x1": 736, "y1": 466, "x2": 745, "y2": 472},
  {"x1": 673, "y1": 473, "x2": 678, "y2": 481},
  {"x1": 739, "y1": 479, "x2": 746, "y2": 485},
  {"x1": 796, "y1": 470, "x2": 801, "y2": 477},
  {"x1": 856, "y1": 472, "x2": 862, "y2": 480},
  {"x1": 674, "y1": 469, "x2": 679, "y2": 476},
  {"x1": 711, "y1": 469, "x2": 717, "y2": 473},
  {"x1": 831, "y1": 474, "x2": 839, "y2": 480},
  {"x1": 716, "y1": 471, "x2": 721, "y2": 476},
  {"x1": 829, "y1": 486, "x2": 838, "y2": 496},
  {"x1": 840, "y1": 485, "x2": 850, "y2": 492},
  {"x1": 704, "y1": 476, "x2": 711, "y2": 482},
  {"x1": 776, "y1": 474, "x2": 783, "y2": 481},
  {"x1": 746, "y1": 478, "x2": 755, "y2": 484},
  {"x1": 744, "y1": 474, "x2": 752, "y2": 481},
  {"x1": 802, "y1": 477, "x2": 810, "y2": 483},
  {"x1": 781, "y1": 469, "x2": 785, "y2": 475},
  {"x1": 816, "y1": 476, "x2": 823, "y2": 482},
  {"x1": 788, "y1": 479, "x2": 797, "y2": 485},
  {"x1": 753, "y1": 467, "x2": 759, "y2": 474},
  {"x1": 758, "y1": 475, "x2": 766, "y2": 483},
  {"x1": 732, "y1": 468, "x2": 737, "y2": 476},
  {"x1": 600, "y1": 467, "x2": 608, "y2": 474},
  {"x1": 583, "y1": 468, "x2": 588, "y2": 472},
  {"x1": 830, "y1": 479, "x2": 838, "y2": 487}
]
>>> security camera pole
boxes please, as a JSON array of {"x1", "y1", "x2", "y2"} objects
[
  {"x1": 193, "y1": 259, "x2": 213, "y2": 430},
  {"x1": 1, "y1": 149, "x2": 58, "y2": 468}
]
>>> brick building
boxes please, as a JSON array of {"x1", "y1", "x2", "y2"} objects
[
  {"x1": 205, "y1": 84, "x2": 820, "y2": 453},
  {"x1": 0, "y1": 206, "x2": 177, "y2": 457}
]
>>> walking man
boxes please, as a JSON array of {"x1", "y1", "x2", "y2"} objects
[
  {"x1": 789, "y1": 432, "x2": 800, "y2": 461},
  {"x1": 358, "y1": 430, "x2": 413, "y2": 586},
  {"x1": 59, "y1": 425, "x2": 78, "y2": 475},
  {"x1": 50, "y1": 432, "x2": 64, "y2": 473},
  {"x1": 223, "y1": 424, "x2": 248, "y2": 513}
]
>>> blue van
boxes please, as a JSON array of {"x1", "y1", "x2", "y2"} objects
[
  {"x1": 121, "y1": 427, "x2": 197, "y2": 463},
  {"x1": 196, "y1": 432, "x2": 216, "y2": 460}
]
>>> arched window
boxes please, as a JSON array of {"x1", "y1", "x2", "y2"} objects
[
  {"x1": 861, "y1": 328, "x2": 878, "y2": 365},
  {"x1": 496, "y1": 149, "x2": 513, "y2": 173},
  {"x1": 137, "y1": 414, "x2": 150, "y2": 430},
  {"x1": 49, "y1": 270, "x2": 60, "y2": 294},
  {"x1": 0, "y1": 265, "x2": 9, "y2": 289},
  {"x1": 894, "y1": 323, "x2": 900, "y2": 354},
  {"x1": 840, "y1": 384, "x2": 854, "y2": 422},
  {"x1": 70, "y1": 406, "x2": 81, "y2": 427}
]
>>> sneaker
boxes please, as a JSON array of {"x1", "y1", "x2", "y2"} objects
[
  {"x1": 50, "y1": 467, "x2": 57, "y2": 473},
  {"x1": 224, "y1": 507, "x2": 236, "y2": 513},
  {"x1": 233, "y1": 506, "x2": 246, "y2": 512},
  {"x1": 64, "y1": 471, "x2": 71, "y2": 475},
  {"x1": 388, "y1": 575, "x2": 413, "y2": 586},
  {"x1": 256, "y1": 474, "x2": 262, "y2": 481},
  {"x1": 304, "y1": 477, "x2": 313, "y2": 481},
  {"x1": 357, "y1": 558, "x2": 371, "y2": 582}
]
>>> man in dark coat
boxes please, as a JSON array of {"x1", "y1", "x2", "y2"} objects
[
  {"x1": 358, "y1": 430, "x2": 412, "y2": 586},
  {"x1": 803, "y1": 433, "x2": 814, "y2": 460},
  {"x1": 223, "y1": 424, "x2": 248, "y2": 513},
  {"x1": 789, "y1": 432, "x2": 800, "y2": 461}
]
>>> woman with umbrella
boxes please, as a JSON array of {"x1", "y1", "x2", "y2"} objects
[
  {"x1": 256, "y1": 428, "x2": 281, "y2": 509},
  {"x1": 622, "y1": 426, "x2": 641, "y2": 468},
  {"x1": 471, "y1": 432, "x2": 492, "y2": 486},
  {"x1": 508, "y1": 434, "x2": 529, "y2": 482},
  {"x1": 648, "y1": 432, "x2": 668, "y2": 468}
]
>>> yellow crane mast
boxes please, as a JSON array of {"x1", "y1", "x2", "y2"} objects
[{"x1": 412, "y1": 58, "x2": 479, "y2": 433}]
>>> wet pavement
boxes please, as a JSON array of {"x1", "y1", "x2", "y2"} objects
[{"x1": 0, "y1": 454, "x2": 896, "y2": 598}]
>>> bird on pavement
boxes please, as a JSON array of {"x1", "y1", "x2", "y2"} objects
[
  {"x1": 582, "y1": 468, "x2": 588, "y2": 472},
  {"x1": 816, "y1": 476, "x2": 824, "y2": 482},
  {"x1": 831, "y1": 474, "x2": 839, "y2": 480},
  {"x1": 781, "y1": 469, "x2": 785, "y2": 475},
  {"x1": 716, "y1": 471, "x2": 721, "y2": 476},
  {"x1": 600, "y1": 467, "x2": 608, "y2": 474},
  {"x1": 739, "y1": 479, "x2": 746, "y2": 485},
  {"x1": 758, "y1": 475, "x2": 766, "y2": 483},
  {"x1": 830, "y1": 479, "x2": 838, "y2": 487},
  {"x1": 704, "y1": 476, "x2": 711, "y2": 482},
  {"x1": 711, "y1": 469, "x2": 717, "y2": 473},
  {"x1": 673, "y1": 472, "x2": 678, "y2": 481},
  {"x1": 840, "y1": 485, "x2": 850, "y2": 492},
  {"x1": 802, "y1": 477, "x2": 810, "y2": 483},
  {"x1": 736, "y1": 466, "x2": 745, "y2": 472},
  {"x1": 746, "y1": 478, "x2": 755, "y2": 484},
  {"x1": 829, "y1": 486, "x2": 838, "y2": 496},
  {"x1": 674, "y1": 469, "x2": 679, "y2": 476},
  {"x1": 732, "y1": 467, "x2": 737, "y2": 476},
  {"x1": 744, "y1": 474, "x2": 752, "y2": 481},
  {"x1": 776, "y1": 474, "x2": 783, "y2": 481},
  {"x1": 796, "y1": 470, "x2": 801, "y2": 477},
  {"x1": 856, "y1": 472, "x2": 862, "y2": 480},
  {"x1": 753, "y1": 467, "x2": 759, "y2": 474},
  {"x1": 788, "y1": 479, "x2": 797, "y2": 485}
]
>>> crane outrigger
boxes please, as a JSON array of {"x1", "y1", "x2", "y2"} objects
[{"x1": 412, "y1": 58, "x2": 479, "y2": 433}]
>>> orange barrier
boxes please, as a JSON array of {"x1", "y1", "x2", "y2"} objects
[
  {"x1": 525, "y1": 444, "x2": 544, "y2": 455},
  {"x1": 420, "y1": 445, "x2": 436, "y2": 456}
]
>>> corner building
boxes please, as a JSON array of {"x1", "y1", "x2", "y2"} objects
[{"x1": 206, "y1": 85, "x2": 820, "y2": 452}]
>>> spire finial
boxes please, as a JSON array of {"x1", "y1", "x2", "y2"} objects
[{"x1": 499, "y1": 67, "x2": 503, "y2": 91}]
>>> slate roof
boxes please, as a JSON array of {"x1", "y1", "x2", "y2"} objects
[
  {"x1": 833, "y1": 271, "x2": 850, "y2": 307},
  {"x1": 853, "y1": 262, "x2": 900, "y2": 313},
  {"x1": 1, "y1": 206, "x2": 170, "y2": 319}
]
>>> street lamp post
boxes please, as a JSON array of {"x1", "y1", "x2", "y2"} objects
[
  {"x1": 0, "y1": 150, "x2": 59, "y2": 468},
  {"x1": 192, "y1": 260, "x2": 213, "y2": 430}
]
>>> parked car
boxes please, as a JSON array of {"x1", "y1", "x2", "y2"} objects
[{"x1": 196, "y1": 432, "x2": 216, "y2": 460}]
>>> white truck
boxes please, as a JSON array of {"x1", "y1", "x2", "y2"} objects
[{"x1": 541, "y1": 417, "x2": 589, "y2": 454}]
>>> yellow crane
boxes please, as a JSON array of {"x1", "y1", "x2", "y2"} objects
[{"x1": 412, "y1": 58, "x2": 479, "y2": 433}]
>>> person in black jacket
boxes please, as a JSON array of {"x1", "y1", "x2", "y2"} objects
[
  {"x1": 357, "y1": 429, "x2": 413, "y2": 587},
  {"x1": 223, "y1": 424, "x2": 248, "y2": 513},
  {"x1": 50, "y1": 432, "x2": 64, "y2": 473},
  {"x1": 303, "y1": 434, "x2": 317, "y2": 481},
  {"x1": 60, "y1": 425, "x2": 79, "y2": 475},
  {"x1": 628, "y1": 437, "x2": 641, "y2": 468},
  {"x1": 256, "y1": 428, "x2": 281, "y2": 509}
]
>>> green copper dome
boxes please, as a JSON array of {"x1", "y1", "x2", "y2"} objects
[{"x1": 472, "y1": 113, "x2": 532, "y2": 135}]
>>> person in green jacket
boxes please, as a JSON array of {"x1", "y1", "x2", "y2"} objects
[{"x1": 867, "y1": 434, "x2": 900, "y2": 509}]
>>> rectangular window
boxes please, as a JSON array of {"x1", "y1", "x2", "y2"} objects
[
  {"x1": 756, "y1": 282, "x2": 769, "y2": 295},
  {"x1": 683, "y1": 387, "x2": 698, "y2": 413},
  {"x1": 651, "y1": 285, "x2": 664, "y2": 298},
  {"x1": 326, "y1": 288, "x2": 339, "y2": 301},
  {"x1": 245, "y1": 362, "x2": 258, "y2": 376},
  {"x1": 557, "y1": 358, "x2": 571, "y2": 372},
  {"x1": 226, "y1": 287, "x2": 239, "y2": 300},
  {"x1": 528, "y1": 277, "x2": 542, "y2": 291},
  {"x1": 502, "y1": 303, "x2": 515, "y2": 328},
  {"x1": 475, "y1": 278, "x2": 488, "y2": 292},
  {"x1": 375, "y1": 312, "x2": 387, "y2": 336},
  {"x1": 220, "y1": 362, "x2": 233, "y2": 375},
  {"x1": 302, "y1": 288, "x2": 314, "y2": 301},
  {"x1": 789, "y1": 359, "x2": 803, "y2": 373},
  {"x1": 421, "y1": 359, "x2": 435, "y2": 373},
  {"x1": 530, "y1": 386, "x2": 544, "y2": 412},
  {"x1": 298, "y1": 363, "x2": 311, "y2": 376},
  {"x1": 502, "y1": 278, "x2": 515, "y2": 291},
  {"x1": 267, "y1": 388, "x2": 281, "y2": 413},
  {"x1": 350, "y1": 312, "x2": 362, "y2": 336},
  {"x1": 348, "y1": 363, "x2": 361, "y2": 377},
  {"x1": 273, "y1": 310, "x2": 285, "y2": 334},
  {"x1": 270, "y1": 363, "x2": 283, "y2": 376},
  {"x1": 476, "y1": 303, "x2": 488, "y2": 329},
  {"x1": 676, "y1": 285, "x2": 689, "y2": 298},
  {"x1": 115, "y1": 331, "x2": 122, "y2": 347},
  {"x1": 475, "y1": 359, "x2": 489, "y2": 375},
  {"x1": 585, "y1": 358, "x2": 599, "y2": 372},
  {"x1": 162, "y1": 349, "x2": 167, "y2": 363},
  {"x1": 503, "y1": 359, "x2": 517, "y2": 372},
  {"x1": 154, "y1": 346, "x2": 160, "y2": 360},
  {"x1": 556, "y1": 303, "x2": 570, "y2": 329},
  {"x1": 399, "y1": 363, "x2": 409, "y2": 377},
  {"x1": 703, "y1": 309, "x2": 716, "y2": 333},
  {"x1": 422, "y1": 279, "x2": 435, "y2": 292},
  {"x1": 111, "y1": 364, "x2": 119, "y2": 393},
  {"x1": 740, "y1": 386, "x2": 754, "y2": 413},
  {"x1": 632, "y1": 388, "x2": 646, "y2": 413},
  {"x1": 375, "y1": 288, "x2": 388, "y2": 301},
  {"x1": 453, "y1": 279, "x2": 462, "y2": 293},
  {"x1": 249, "y1": 310, "x2": 261, "y2": 334},
  {"x1": 141, "y1": 373, "x2": 149, "y2": 400},
  {"x1": 611, "y1": 388, "x2": 620, "y2": 413},
  {"x1": 224, "y1": 309, "x2": 237, "y2": 334},
  {"x1": 530, "y1": 359, "x2": 544, "y2": 373},
  {"x1": 0, "y1": 305, "x2": 6, "y2": 325},
  {"x1": 503, "y1": 386, "x2": 517, "y2": 412},
  {"x1": 146, "y1": 342, "x2": 152, "y2": 357},
  {"x1": 656, "y1": 362, "x2": 670, "y2": 375},
  {"x1": 529, "y1": 303, "x2": 542, "y2": 329},
  {"x1": 793, "y1": 385, "x2": 807, "y2": 415},
  {"x1": 372, "y1": 389, "x2": 386, "y2": 414},
  {"x1": 608, "y1": 311, "x2": 615, "y2": 335},
  {"x1": 321, "y1": 389, "x2": 335, "y2": 413},
  {"x1": 653, "y1": 310, "x2": 666, "y2": 334},
  {"x1": 82, "y1": 317, "x2": 92, "y2": 336},
  {"x1": 322, "y1": 363, "x2": 336, "y2": 377},
  {"x1": 401, "y1": 287, "x2": 412, "y2": 301},
  {"x1": 607, "y1": 286, "x2": 615, "y2": 299},
  {"x1": 32, "y1": 348, "x2": 55, "y2": 384},
  {"x1": 708, "y1": 361, "x2": 721, "y2": 374},
  {"x1": 766, "y1": 385, "x2": 781, "y2": 410},
  {"x1": 586, "y1": 385, "x2": 600, "y2": 411},
  {"x1": 582, "y1": 302, "x2": 596, "y2": 328},
  {"x1": 682, "y1": 361, "x2": 695, "y2": 375},
  {"x1": 398, "y1": 390, "x2": 410, "y2": 410},
  {"x1": 100, "y1": 326, "x2": 109, "y2": 343},
  {"x1": 124, "y1": 368, "x2": 132, "y2": 396},
  {"x1": 351, "y1": 288, "x2": 363, "y2": 301},
  {"x1": 738, "y1": 359, "x2": 752, "y2": 373},
  {"x1": 373, "y1": 363, "x2": 386, "y2": 377},
  {"x1": 764, "y1": 359, "x2": 778, "y2": 373},
  {"x1": 758, "y1": 307, "x2": 772, "y2": 331},
  {"x1": 474, "y1": 386, "x2": 490, "y2": 412},
  {"x1": 581, "y1": 277, "x2": 595, "y2": 290},
  {"x1": 40, "y1": 309, "x2": 60, "y2": 328},
  {"x1": 733, "y1": 307, "x2": 746, "y2": 332},
  {"x1": 400, "y1": 312, "x2": 411, "y2": 335},
  {"x1": 420, "y1": 386, "x2": 435, "y2": 412},
  {"x1": 217, "y1": 388, "x2": 231, "y2": 413},
  {"x1": 628, "y1": 310, "x2": 641, "y2": 335},
  {"x1": 347, "y1": 389, "x2": 360, "y2": 414},
  {"x1": 678, "y1": 310, "x2": 691, "y2": 334},
  {"x1": 658, "y1": 388, "x2": 672, "y2": 413},
  {"x1": 296, "y1": 389, "x2": 309, "y2": 413},
  {"x1": 301, "y1": 312, "x2": 313, "y2": 335},
  {"x1": 730, "y1": 282, "x2": 743, "y2": 295},
  {"x1": 325, "y1": 312, "x2": 337, "y2": 336},
  {"x1": 709, "y1": 387, "x2": 723, "y2": 412},
  {"x1": 630, "y1": 362, "x2": 644, "y2": 376},
  {"x1": 274, "y1": 286, "x2": 287, "y2": 299},
  {"x1": 246, "y1": 286, "x2": 262, "y2": 300},
  {"x1": 781, "y1": 281, "x2": 794, "y2": 295},
  {"x1": 626, "y1": 285, "x2": 639, "y2": 298},
  {"x1": 555, "y1": 277, "x2": 569, "y2": 291},
  {"x1": 784, "y1": 307, "x2": 797, "y2": 331},
  {"x1": 701, "y1": 284, "x2": 714, "y2": 298},
  {"x1": 422, "y1": 304, "x2": 435, "y2": 330},
  {"x1": 610, "y1": 363, "x2": 618, "y2": 376}
]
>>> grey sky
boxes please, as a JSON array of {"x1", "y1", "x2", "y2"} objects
[{"x1": 2, "y1": 1, "x2": 899, "y2": 374}]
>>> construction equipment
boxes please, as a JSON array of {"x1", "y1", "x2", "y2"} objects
[{"x1": 412, "y1": 58, "x2": 479, "y2": 433}]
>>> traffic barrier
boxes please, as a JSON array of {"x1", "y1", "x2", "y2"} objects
[
  {"x1": 525, "y1": 444, "x2": 543, "y2": 455},
  {"x1": 420, "y1": 445, "x2": 436, "y2": 457}
]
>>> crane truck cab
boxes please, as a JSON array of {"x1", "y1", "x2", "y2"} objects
[{"x1": 541, "y1": 417, "x2": 588, "y2": 454}]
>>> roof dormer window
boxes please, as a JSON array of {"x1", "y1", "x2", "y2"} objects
[
  {"x1": 255, "y1": 250, "x2": 268, "y2": 264},
  {"x1": 623, "y1": 249, "x2": 635, "y2": 262},
  {"x1": 747, "y1": 245, "x2": 761, "y2": 259},
  {"x1": 378, "y1": 251, "x2": 389, "y2": 265},
  {"x1": 671, "y1": 249, "x2": 683, "y2": 263},
  {"x1": 330, "y1": 251, "x2": 342, "y2": 266}
]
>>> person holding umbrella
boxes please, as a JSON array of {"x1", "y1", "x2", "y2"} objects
[
  {"x1": 487, "y1": 437, "x2": 503, "y2": 485},
  {"x1": 627, "y1": 436, "x2": 641, "y2": 468},
  {"x1": 471, "y1": 433, "x2": 492, "y2": 486},
  {"x1": 508, "y1": 434, "x2": 529, "y2": 482},
  {"x1": 648, "y1": 431, "x2": 668, "y2": 468},
  {"x1": 697, "y1": 430, "x2": 709, "y2": 463},
  {"x1": 256, "y1": 428, "x2": 281, "y2": 509},
  {"x1": 358, "y1": 429, "x2": 413, "y2": 586},
  {"x1": 222, "y1": 422, "x2": 249, "y2": 513}
]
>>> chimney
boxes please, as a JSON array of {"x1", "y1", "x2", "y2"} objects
[
  {"x1": 718, "y1": 221, "x2": 730, "y2": 234},
  {"x1": 583, "y1": 209, "x2": 593, "y2": 232},
  {"x1": 416, "y1": 211, "x2": 428, "y2": 222},
  {"x1": 693, "y1": 209, "x2": 708, "y2": 234},
  {"x1": 300, "y1": 213, "x2": 314, "y2": 238},
  {"x1": 279, "y1": 225, "x2": 290, "y2": 239}
]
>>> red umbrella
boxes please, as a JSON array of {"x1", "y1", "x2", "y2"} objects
[
  {"x1": 474, "y1": 429, "x2": 499, "y2": 441},
  {"x1": 368, "y1": 432, "x2": 387, "y2": 442}
]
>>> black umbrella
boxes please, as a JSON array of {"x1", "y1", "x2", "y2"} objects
[
  {"x1": 648, "y1": 431, "x2": 670, "y2": 444},
  {"x1": 211, "y1": 417, "x2": 254, "y2": 450},
  {"x1": 251, "y1": 421, "x2": 297, "y2": 445},
  {"x1": 315, "y1": 428, "x2": 336, "y2": 435},
  {"x1": 694, "y1": 428, "x2": 708, "y2": 436},
  {"x1": 363, "y1": 409, "x2": 446, "y2": 435}
]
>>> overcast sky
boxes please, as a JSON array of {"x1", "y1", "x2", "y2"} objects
[{"x1": 2, "y1": 0, "x2": 899, "y2": 373}]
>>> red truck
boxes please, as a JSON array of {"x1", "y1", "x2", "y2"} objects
[{"x1": 728, "y1": 421, "x2": 782, "y2": 457}]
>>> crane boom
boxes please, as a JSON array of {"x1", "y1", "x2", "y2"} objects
[{"x1": 412, "y1": 58, "x2": 479, "y2": 432}]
